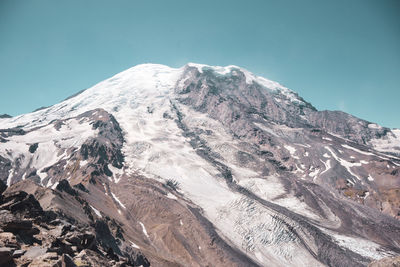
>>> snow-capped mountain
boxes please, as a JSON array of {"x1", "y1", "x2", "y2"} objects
[{"x1": 0, "y1": 63, "x2": 400, "y2": 266}]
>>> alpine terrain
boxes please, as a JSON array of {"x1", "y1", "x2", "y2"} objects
[{"x1": 0, "y1": 63, "x2": 400, "y2": 267}]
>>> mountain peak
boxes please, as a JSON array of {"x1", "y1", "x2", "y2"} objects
[{"x1": 1, "y1": 62, "x2": 400, "y2": 266}]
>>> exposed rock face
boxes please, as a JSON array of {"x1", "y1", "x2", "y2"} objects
[
  {"x1": 0, "y1": 63, "x2": 400, "y2": 266},
  {"x1": 368, "y1": 256, "x2": 400, "y2": 267},
  {"x1": 0, "y1": 114, "x2": 12, "y2": 119},
  {"x1": 0, "y1": 180, "x2": 150, "y2": 266}
]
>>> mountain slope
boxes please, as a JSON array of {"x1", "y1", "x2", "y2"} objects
[{"x1": 0, "y1": 63, "x2": 399, "y2": 266}]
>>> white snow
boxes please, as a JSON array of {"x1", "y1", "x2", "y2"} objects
[
  {"x1": 369, "y1": 129, "x2": 400, "y2": 154},
  {"x1": 79, "y1": 160, "x2": 88, "y2": 167},
  {"x1": 239, "y1": 177, "x2": 321, "y2": 221},
  {"x1": 309, "y1": 167, "x2": 319, "y2": 180},
  {"x1": 347, "y1": 179, "x2": 355, "y2": 185},
  {"x1": 367, "y1": 175, "x2": 374, "y2": 181},
  {"x1": 325, "y1": 146, "x2": 363, "y2": 180},
  {"x1": 166, "y1": 193, "x2": 178, "y2": 200},
  {"x1": 327, "y1": 232, "x2": 394, "y2": 260},
  {"x1": 284, "y1": 145, "x2": 299, "y2": 159},
  {"x1": 6, "y1": 169, "x2": 13, "y2": 186},
  {"x1": 284, "y1": 145, "x2": 296, "y2": 155},
  {"x1": 139, "y1": 222, "x2": 150, "y2": 239},
  {"x1": 51, "y1": 182, "x2": 59, "y2": 190},
  {"x1": 111, "y1": 192, "x2": 126, "y2": 209},
  {"x1": 129, "y1": 241, "x2": 140, "y2": 249},
  {"x1": 102, "y1": 183, "x2": 108, "y2": 196},
  {"x1": 320, "y1": 159, "x2": 331, "y2": 175},
  {"x1": 90, "y1": 205, "x2": 102, "y2": 217},
  {"x1": 368, "y1": 123, "x2": 381, "y2": 129},
  {"x1": 341, "y1": 144, "x2": 374, "y2": 156},
  {"x1": 108, "y1": 164, "x2": 124, "y2": 183},
  {"x1": 0, "y1": 116, "x2": 98, "y2": 186}
]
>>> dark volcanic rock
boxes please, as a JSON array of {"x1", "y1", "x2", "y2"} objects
[
  {"x1": 94, "y1": 219, "x2": 121, "y2": 255},
  {"x1": 0, "y1": 156, "x2": 12, "y2": 185},
  {"x1": 0, "y1": 179, "x2": 6, "y2": 195},
  {"x1": 0, "y1": 114, "x2": 12, "y2": 118},
  {"x1": 56, "y1": 179, "x2": 77, "y2": 196},
  {"x1": 28, "y1": 143, "x2": 38, "y2": 153},
  {"x1": 0, "y1": 247, "x2": 14, "y2": 265},
  {"x1": 61, "y1": 253, "x2": 76, "y2": 267},
  {"x1": 0, "y1": 183, "x2": 146, "y2": 266},
  {"x1": 73, "y1": 183, "x2": 89, "y2": 193}
]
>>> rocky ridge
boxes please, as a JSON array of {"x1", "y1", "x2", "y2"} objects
[{"x1": 0, "y1": 179, "x2": 149, "y2": 266}]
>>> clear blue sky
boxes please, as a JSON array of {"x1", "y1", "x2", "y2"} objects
[{"x1": 1, "y1": 0, "x2": 399, "y2": 128}]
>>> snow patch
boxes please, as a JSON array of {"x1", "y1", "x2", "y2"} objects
[
  {"x1": 50, "y1": 182, "x2": 58, "y2": 190},
  {"x1": 284, "y1": 145, "x2": 299, "y2": 159},
  {"x1": 325, "y1": 146, "x2": 362, "y2": 180},
  {"x1": 79, "y1": 160, "x2": 88, "y2": 167},
  {"x1": 320, "y1": 159, "x2": 331, "y2": 176},
  {"x1": 341, "y1": 144, "x2": 374, "y2": 156},
  {"x1": 166, "y1": 193, "x2": 177, "y2": 200},
  {"x1": 108, "y1": 164, "x2": 124, "y2": 183},
  {"x1": 369, "y1": 129, "x2": 400, "y2": 155},
  {"x1": 111, "y1": 192, "x2": 126, "y2": 209},
  {"x1": 368, "y1": 123, "x2": 381, "y2": 129},
  {"x1": 139, "y1": 222, "x2": 150, "y2": 239},
  {"x1": 129, "y1": 241, "x2": 140, "y2": 249},
  {"x1": 90, "y1": 205, "x2": 102, "y2": 217}
]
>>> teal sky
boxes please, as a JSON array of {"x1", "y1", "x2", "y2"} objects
[{"x1": 1, "y1": 0, "x2": 399, "y2": 128}]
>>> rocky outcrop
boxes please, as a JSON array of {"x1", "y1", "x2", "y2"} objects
[
  {"x1": 368, "y1": 256, "x2": 400, "y2": 267},
  {"x1": 0, "y1": 114, "x2": 12, "y2": 119},
  {"x1": 0, "y1": 180, "x2": 150, "y2": 267},
  {"x1": 308, "y1": 110, "x2": 390, "y2": 144}
]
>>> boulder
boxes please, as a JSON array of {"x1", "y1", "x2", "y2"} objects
[
  {"x1": 0, "y1": 209, "x2": 33, "y2": 232},
  {"x1": 23, "y1": 246, "x2": 47, "y2": 260},
  {"x1": 0, "y1": 247, "x2": 14, "y2": 265}
]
